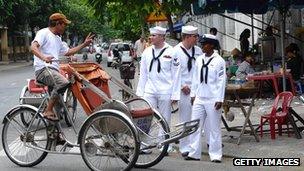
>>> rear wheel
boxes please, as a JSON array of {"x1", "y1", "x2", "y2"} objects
[
  {"x1": 79, "y1": 111, "x2": 139, "y2": 171},
  {"x1": 20, "y1": 86, "x2": 45, "y2": 127},
  {"x1": 2, "y1": 107, "x2": 50, "y2": 167}
]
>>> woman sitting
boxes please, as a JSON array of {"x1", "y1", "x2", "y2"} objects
[{"x1": 235, "y1": 53, "x2": 255, "y2": 80}]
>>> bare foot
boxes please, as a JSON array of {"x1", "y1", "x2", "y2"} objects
[{"x1": 43, "y1": 111, "x2": 59, "y2": 121}]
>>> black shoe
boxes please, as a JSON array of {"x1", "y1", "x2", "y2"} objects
[
  {"x1": 164, "y1": 151, "x2": 169, "y2": 156},
  {"x1": 211, "y1": 159, "x2": 221, "y2": 163},
  {"x1": 184, "y1": 156, "x2": 200, "y2": 161},
  {"x1": 181, "y1": 152, "x2": 189, "y2": 157}
]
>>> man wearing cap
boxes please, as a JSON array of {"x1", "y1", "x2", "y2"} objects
[
  {"x1": 171, "y1": 25, "x2": 203, "y2": 157},
  {"x1": 136, "y1": 26, "x2": 181, "y2": 153},
  {"x1": 31, "y1": 13, "x2": 94, "y2": 121},
  {"x1": 134, "y1": 36, "x2": 146, "y2": 72},
  {"x1": 185, "y1": 34, "x2": 226, "y2": 162}
]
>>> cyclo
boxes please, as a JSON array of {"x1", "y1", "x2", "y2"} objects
[{"x1": 1, "y1": 62, "x2": 199, "y2": 171}]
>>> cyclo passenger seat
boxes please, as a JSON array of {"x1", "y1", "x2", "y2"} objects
[{"x1": 28, "y1": 79, "x2": 48, "y2": 93}]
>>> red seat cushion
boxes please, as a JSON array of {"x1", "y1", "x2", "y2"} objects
[
  {"x1": 28, "y1": 79, "x2": 47, "y2": 93},
  {"x1": 130, "y1": 108, "x2": 154, "y2": 118}
]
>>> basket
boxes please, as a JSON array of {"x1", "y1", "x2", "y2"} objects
[{"x1": 119, "y1": 64, "x2": 135, "y2": 79}]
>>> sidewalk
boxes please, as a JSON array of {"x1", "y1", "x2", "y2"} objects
[
  {"x1": 170, "y1": 98, "x2": 304, "y2": 166},
  {"x1": 0, "y1": 60, "x2": 33, "y2": 72}
]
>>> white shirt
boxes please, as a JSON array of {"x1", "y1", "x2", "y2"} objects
[
  {"x1": 134, "y1": 39, "x2": 146, "y2": 57},
  {"x1": 136, "y1": 42, "x2": 181, "y2": 100},
  {"x1": 172, "y1": 42, "x2": 203, "y2": 89},
  {"x1": 32, "y1": 28, "x2": 69, "y2": 71},
  {"x1": 190, "y1": 52, "x2": 226, "y2": 102}
]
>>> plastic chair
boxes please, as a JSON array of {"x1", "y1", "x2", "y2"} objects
[{"x1": 260, "y1": 91, "x2": 293, "y2": 139}]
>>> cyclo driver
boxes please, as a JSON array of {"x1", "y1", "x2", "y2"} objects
[{"x1": 31, "y1": 13, "x2": 94, "y2": 121}]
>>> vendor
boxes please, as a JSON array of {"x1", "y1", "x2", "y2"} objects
[
  {"x1": 235, "y1": 52, "x2": 255, "y2": 80},
  {"x1": 227, "y1": 48, "x2": 242, "y2": 78},
  {"x1": 286, "y1": 43, "x2": 302, "y2": 82}
]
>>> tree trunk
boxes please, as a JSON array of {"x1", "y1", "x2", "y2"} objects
[{"x1": 24, "y1": 23, "x2": 30, "y2": 61}]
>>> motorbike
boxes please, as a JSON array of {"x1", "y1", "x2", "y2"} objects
[{"x1": 95, "y1": 53, "x2": 102, "y2": 63}]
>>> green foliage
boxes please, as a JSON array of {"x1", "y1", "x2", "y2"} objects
[{"x1": 84, "y1": 0, "x2": 192, "y2": 41}]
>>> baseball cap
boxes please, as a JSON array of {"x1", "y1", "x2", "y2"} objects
[{"x1": 49, "y1": 13, "x2": 71, "y2": 24}]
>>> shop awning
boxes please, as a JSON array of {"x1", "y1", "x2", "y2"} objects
[{"x1": 192, "y1": 0, "x2": 304, "y2": 15}]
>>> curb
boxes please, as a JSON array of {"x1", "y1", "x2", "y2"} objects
[{"x1": 0, "y1": 61, "x2": 33, "y2": 72}]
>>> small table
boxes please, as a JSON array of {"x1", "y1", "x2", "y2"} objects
[
  {"x1": 223, "y1": 85, "x2": 260, "y2": 145},
  {"x1": 247, "y1": 73, "x2": 296, "y2": 96}
]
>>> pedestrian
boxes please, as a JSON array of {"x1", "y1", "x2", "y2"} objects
[
  {"x1": 136, "y1": 26, "x2": 181, "y2": 154},
  {"x1": 209, "y1": 27, "x2": 221, "y2": 53},
  {"x1": 171, "y1": 25, "x2": 203, "y2": 157},
  {"x1": 239, "y1": 28, "x2": 251, "y2": 55},
  {"x1": 134, "y1": 35, "x2": 146, "y2": 73},
  {"x1": 185, "y1": 34, "x2": 226, "y2": 163},
  {"x1": 31, "y1": 12, "x2": 94, "y2": 121}
]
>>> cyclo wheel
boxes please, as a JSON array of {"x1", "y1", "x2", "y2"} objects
[
  {"x1": 2, "y1": 107, "x2": 50, "y2": 167},
  {"x1": 63, "y1": 88, "x2": 77, "y2": 127},
  {"x1": 78, "y1": 110, "x2": 140, "y2": 171},
  {"x1": 19, "y1": 86, "x2": 45, "y2": 127},
  {"x1": 134, "y1": 111, "x2": 170, "y2": 168}
]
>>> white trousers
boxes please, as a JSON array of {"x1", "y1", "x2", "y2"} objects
[
  {"x1": 188, "y1": 97, "x2": 222, "y2": 161},
  {"x1": 178, "y1": 91, "x2": 192, "y2": 153},
  {"x1": 143, "y1": 93, "x2": 171, "y2": 125}
]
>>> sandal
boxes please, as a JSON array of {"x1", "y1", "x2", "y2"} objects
[{"x1": 43, "y1": 112, "x2": 59, "y2": 122}]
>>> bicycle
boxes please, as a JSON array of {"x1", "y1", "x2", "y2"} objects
[{"x1": 119, "y1": 62, "x2": 136, "y2": 101}]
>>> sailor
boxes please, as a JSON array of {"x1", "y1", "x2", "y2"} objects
[
  {"x1": 171, "y1": 25, "x2": 203, "y2": 157},
  {"x1": 136, "y1": 26, "x2": 181, "y2": 154},
  {"x1": 184, "y1": 34, "x2": 226, "y2": 163}
]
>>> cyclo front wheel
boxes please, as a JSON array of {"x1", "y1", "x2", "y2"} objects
[
  {"x1": 78, "y1": 110, "x2": 140, "y2": 171},
  {"x1": 134, "y1": 111, "x2": 170, "y2": 168},
  {"x1": 2, "y1": 106, "x2": 50, "y2": 167}
]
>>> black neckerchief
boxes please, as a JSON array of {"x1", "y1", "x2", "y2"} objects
[
  {"x1": 180, "y1": 46, "x2": 195, "y2": 72},
  {"x1": 200, "y1": 57, "x2": 214, "y2": 84},
  {"x1": 149, "y1": 47, "x2": 167, "y2": 73}
]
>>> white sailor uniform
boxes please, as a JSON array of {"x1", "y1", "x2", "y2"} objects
[
  {"x1": 136, "y1": 43, "x2": 181, "y2": 126},
  {"x1": 187, "y1": 52, "x2": 226, "y2": 161},
  {"x1": 171, "y1": 42, "x2": 202, "y2": 154}
]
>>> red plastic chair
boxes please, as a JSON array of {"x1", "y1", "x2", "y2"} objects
[{"x1": 260, "y1": 91, "x2": 293, "y2": 139}]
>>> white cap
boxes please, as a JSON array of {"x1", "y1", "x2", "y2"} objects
[
  {"x1": 182, "y1": 25, "x2": 198, "y2": 35},
  {"x1": 149, "y1": 26, "x2": 167, "y2": 35}
]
